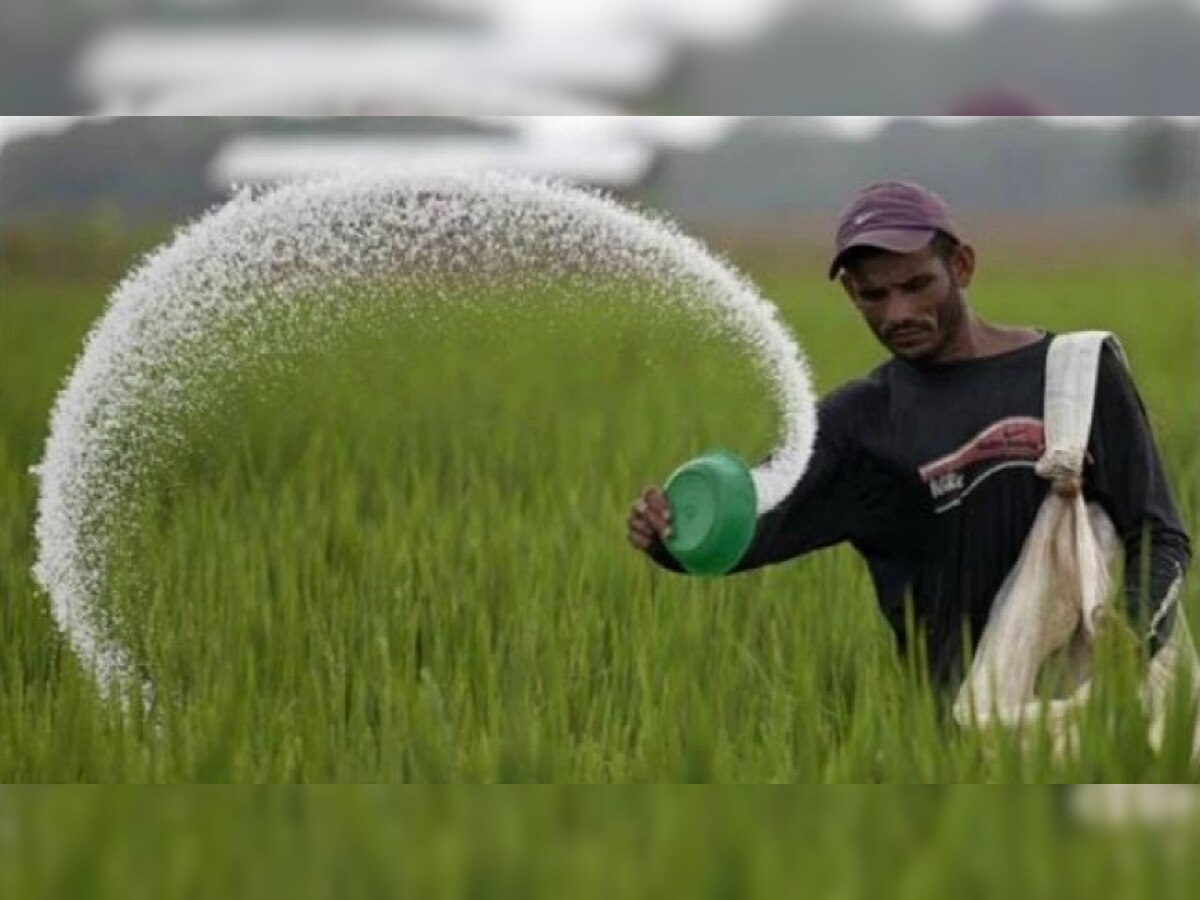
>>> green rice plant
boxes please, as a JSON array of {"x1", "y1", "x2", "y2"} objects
[{"x1": 0, "y1": 248, "x2": 1196, "y2": 785}]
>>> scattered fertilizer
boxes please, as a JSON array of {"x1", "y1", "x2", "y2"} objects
[{"x1": 32, "y1": 173, "x2": 817, "y2": 697}]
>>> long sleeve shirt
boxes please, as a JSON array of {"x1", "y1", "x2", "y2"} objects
[{"x1": 648, "y1": 332, "x2": 1191, "y2": 688}]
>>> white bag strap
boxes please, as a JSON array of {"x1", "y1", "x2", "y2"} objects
[{"x1": 1035, "y1": 330, "x2": 1126, "y2": 494}]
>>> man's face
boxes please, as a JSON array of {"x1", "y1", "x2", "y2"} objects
[{"x1": 839, "y1": 243, "x2": 975, "y2": 363}]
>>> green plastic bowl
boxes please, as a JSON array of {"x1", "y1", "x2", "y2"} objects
[{"x1": 662, "y1": 449, "x2": 758, "y2": 576}]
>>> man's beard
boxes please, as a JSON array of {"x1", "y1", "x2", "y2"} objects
[{"x1": 881, "y1": 282, "x2": 966, "y2": 363}]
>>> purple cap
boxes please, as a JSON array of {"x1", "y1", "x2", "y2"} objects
[{"x1": 828, "y1": 181, "x2": 959, "y2": 279}]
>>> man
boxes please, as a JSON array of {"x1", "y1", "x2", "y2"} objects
[{"x1": 628, "y1": 180, "x2": 1191, "y2": 689}]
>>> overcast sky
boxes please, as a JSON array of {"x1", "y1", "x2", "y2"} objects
[{"x1": 418, "y1": 0, "x2": 1200, "y2": 40}]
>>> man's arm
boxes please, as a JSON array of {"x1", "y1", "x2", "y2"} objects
[
  {"x1": 643, "y1": 387, "x2": 867, "y2": 574},
  {"x1": 1086, "y1": 342, "x2": 1192, "y2": 655}
]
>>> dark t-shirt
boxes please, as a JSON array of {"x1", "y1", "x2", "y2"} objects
[{"x1": 649, "y1": 332, "x2": 1191, "y2": 687}]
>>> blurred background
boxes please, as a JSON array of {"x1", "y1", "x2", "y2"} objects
[
  {"x1": 1, "y1": 115, "x2": 1196, "y2": 266},
  {"x1": 3, "y1": 0, "x2": 1200, "y2": 117},
  {"x1": 3, "y1": 1, "x2": 1199, "y2": 243}
]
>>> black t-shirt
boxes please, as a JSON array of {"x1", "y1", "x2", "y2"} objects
[{"x1": 650, "y1": 332, "x2": 1191, "y2": 687}]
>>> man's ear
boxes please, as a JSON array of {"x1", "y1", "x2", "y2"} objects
[{"x1": 950, "y1": 243, "x2": 976, "y2": 288}]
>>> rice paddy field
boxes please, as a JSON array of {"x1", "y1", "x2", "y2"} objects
[{"x1": 1, "y1": 223, "x2": 1198, "y2": 805}]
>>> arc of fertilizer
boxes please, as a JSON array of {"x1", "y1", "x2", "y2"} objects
[{"x1": 32, "y1": 172, "x2": 818, "y2": 697}]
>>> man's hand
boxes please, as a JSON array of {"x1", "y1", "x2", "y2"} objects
[{"x1": 627, "y1": 486, "x2": 672, "y2": 550}]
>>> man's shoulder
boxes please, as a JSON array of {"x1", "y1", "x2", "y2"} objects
[
  {"x1": 820, "y1": 366, "x2": 891, "y2": 424},
  {"x1": 1092, "y1": 333, "x2": 1145, "y2": 410},
  {"x1": 1049, "y1": 330, "x2": 1131, "y2": 386}
]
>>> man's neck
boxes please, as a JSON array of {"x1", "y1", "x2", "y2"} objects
[{"x1": 937, "y1": 317, "x2": 1042, "y2": 364}]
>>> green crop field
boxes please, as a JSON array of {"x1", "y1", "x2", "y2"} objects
[
  {"x1": 0, "y1": 786, "x2": 1195, "y2": 899},
  {"x1": 1, "y1": 232, "x2": 1198, "y2": 792}
]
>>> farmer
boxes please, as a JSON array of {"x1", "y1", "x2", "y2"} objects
[{"x1": 628, "y1": 180, "x2": 1191, "y2": 690}]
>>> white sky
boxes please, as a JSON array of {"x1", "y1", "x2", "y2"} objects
[
  {"x1": 810, "y1": 116, "x2": 1200, "y2": 139},
  {"x1": 0, "y1": 117, "x2": 84, "y2": 150},
  {"x1": 478, "y1": 116, "x2": 1200, "y2": 146},
  {"x1": 413, "y1": 0, "x2": 1200, "y2": 39},
  {"x1": 74, "y1": 28, "x2": 672, "y2": 99}
]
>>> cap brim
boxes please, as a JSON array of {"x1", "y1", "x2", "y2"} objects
[{"x1": 827, "y1": 228, "x2": 938, "y2": 279}]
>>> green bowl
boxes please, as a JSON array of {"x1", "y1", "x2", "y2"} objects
[{"x1": 662, "y1": 449, "x2": 757, "y2": 576}]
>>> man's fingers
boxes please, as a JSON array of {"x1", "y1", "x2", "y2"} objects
[
  {"x1": 629, "y1": 512, "x2": 670, "y2": 546},
  {"x1": 628, "y1": 516, "x2": 655, "y2": 541},
  {"x1": 639, "y1": 487, "x2": 672, "y2": 537},
  {"x1": 627, "y1": 514, "x2": 657, "y2": 548},
  {"x1": 651, "y1": 512, "x2": 672, "y2": 539},
  {"x1": 642, "y1": 487, "x2": 671, "y2": 516},
  {"x1": 629, "y1": 485, "x2": 672, "y2": 552},
  {"x1": 636, "y1": 509, "x2": 670, "y2": 540}
]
